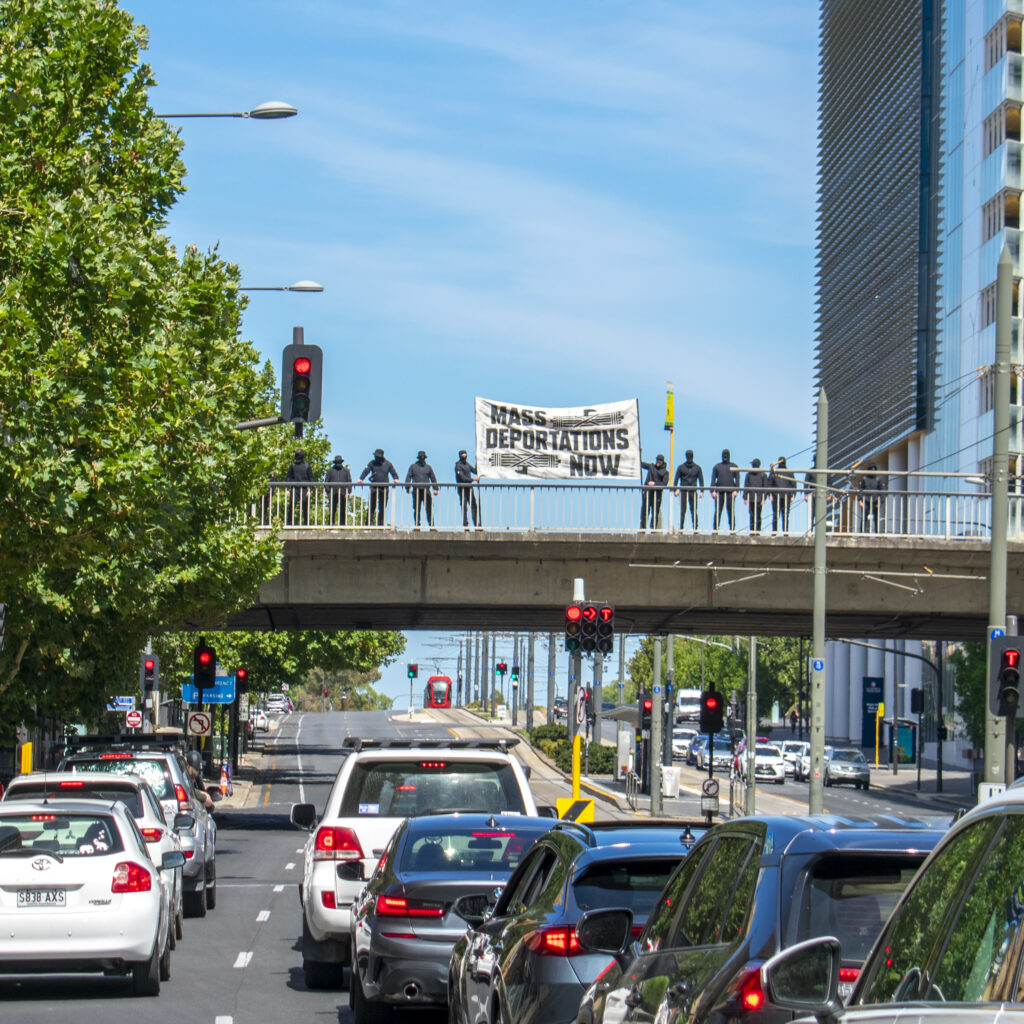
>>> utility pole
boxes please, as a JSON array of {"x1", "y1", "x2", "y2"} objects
[
  {"x1": 664, "y1": 634, "x2": 675, "y2": 765},
  {"x1": 480, "y1": 631, "x2": 489, "y2": 712},
  {"x1": 809, "y1": 388, "x2": 829, "y2": 815},
  {"x1": 986, "y1": 244, "x2": 1012, "y2": 784},
  {"x1": 593, "y1": 652, "x2": 603, "y2": 750},
  {"x1": 618, "y1": 634, "x2": 626, "y2": 706},
  {"x1": 491, "y1": 632, "x2": 498, "y2": 718},
  {"x1": 547, "y1": 633, "x2": 556, "y2": 725},
  {"x1": 745, "y1": 637, "x2": 757, "y2": 814},
  {"x1": 651, "y1": 637, "x2": 664, "y2": 816},
  {"x1": 527, "y1": 633, "x2": 535, "y2": 732}
]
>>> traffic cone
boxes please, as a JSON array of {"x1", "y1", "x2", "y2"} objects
[{"x1": 220, "y1": 763, "x2": 228, "y2": 797}]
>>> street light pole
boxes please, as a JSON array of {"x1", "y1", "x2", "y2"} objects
[
  {"x1": 809, "y1": 389, "x2": 829, "y2": 815},
  {"x1": 156, "y1": 101, "x2": 298, "y2": 119}
]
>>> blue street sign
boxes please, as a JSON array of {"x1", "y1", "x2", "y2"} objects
[
  {"x1": 813, "y1": 659, "x2": 825, "y2": 672},
  {"x1": 106, "y1": 695, "x2": 135, "y2": 712},
  {"x1": 182, "y1": 672, "x2": 235, "y2": 705},
  {"x1": 653, "y1": 685, "x2": 661, "y2": 694},
  {"x1": 992, "y1": 628, "x2": 1006, "y2": 640}
]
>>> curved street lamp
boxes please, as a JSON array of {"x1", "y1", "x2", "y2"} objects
[
  {"x1": 156, "y1": 100, "x2": 298, "y2": 119},
  {"x1": 240, "y1": 280, "x2": 324, "y2": 293}
]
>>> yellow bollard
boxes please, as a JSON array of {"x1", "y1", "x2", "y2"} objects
[
  {"x1": 20, "y1": 741, "x2": 32, "y2": 775},
  {"x1": 572, "y1": 734, "x2": 581, "y2": 799}
]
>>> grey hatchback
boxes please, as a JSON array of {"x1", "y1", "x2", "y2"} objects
[{"x1": 825, "y1": 748, "x2": 871, "y2": 790}]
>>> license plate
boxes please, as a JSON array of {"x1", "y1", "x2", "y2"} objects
[{"x1": 18, "y1": 888, "x2": 66, "y2": 907}]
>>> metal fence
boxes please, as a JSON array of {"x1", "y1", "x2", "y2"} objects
[{"x1": 242, "y1": 472, "x2": 1022, "y2": 540}]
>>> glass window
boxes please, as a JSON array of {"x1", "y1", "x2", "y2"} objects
[
  {"x1": 67, "y1": 757, "x2": 172, "y2": 800},
  {"x1": 573, "y1": 857, "x2": 679, "y2": 916},
  {"x1": 340, "y1": 759, "x2": 526, "y2": 816},
  {"x1": 495, "y1": 847, "x2": 549, "y2": 916},
  {"x1": 830, "y1": 750, "x2": 867, "y2": 764},
  {"x1": 0, "y1": 811, "x2": 125, "y2": 856},
  {"x1": 400, "y1": 824, "x2": 546, "y2": 874},
  {"x1": 859, "y1": 816, "x2": 998, "y2": 1003},
  {"x1": 641, "y1": 842, "x2": 709, "y2": 952}
]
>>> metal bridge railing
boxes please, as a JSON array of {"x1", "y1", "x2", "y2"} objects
[{"x1": 241, "y1": 471, "x2": 1022, "y2": 540}]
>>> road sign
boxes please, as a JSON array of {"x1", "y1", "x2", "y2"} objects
[
  {"x1": 701, "y1": 777, "x2": 720, "y2": 798},
  {"x1": 182, "y1": 672, "x2": 235, "y2": 705},
  {"x1": 187, "y1": 711, "x2": 212, "y2": 736},
  {"x1": 107, "y1": 696, "x2": 135, "y2": 712},
  {"x1": 700, "y1": 794, "x2": 720, "y2": 815},
  {"x1": 556, "y1": 797, "x2": 595, "y2": 822},
  {"x1": 238, "y1": 694, "x2": 250, "y2": 718},
  {"x1": 653, "y1": 685, "x2": 661, "y2": 694},
  {"x1": 575, "y1": 688, "x2": 587, "y2": 725},
  {"x1": 125, "y1": 710, "x2": 142, "y2": 729},
  {"x1": 992, "y1": 628, "x2": 1006, "y2": 640},
  {"x1": 813, "y1": 659, "x2": 825, "y2": 672}
]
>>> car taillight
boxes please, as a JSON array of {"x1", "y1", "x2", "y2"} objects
[
  {"x1": 840, "y1": 966, "x2": 860, "y2": 984},
  {"x1": 140, "y1": 827, "x2": 163, "y2": 843},
  {"x1": 112, "y1": 862, "x2": 153, "y2": 893},
  {"x1": 321, "y1": 891, "x2": 336, "y2": 909},
  {"x1": 100, "y1": 753, "x2": 133, "y2": 759},
  {"x1": 524, "y1": 926, "x2": 581, "y2": 956},
  {"x1": 174, "y1": 784, "x2": 189, "y2": 812},
  {"x1": 59, "y1": 780, "x2": 85, "y2": 788},
  {"x1": 376, "y1": 895, "x2": 444, "y2": 918},
  {"x1": 737, "y1": 969, "x2": 766, "y2": 1010},
  {"x1": 183, "y1": 849, "x2": 194, "y2": 859},
  {"x1": 313, "y1": 826, "x2": 364, "y2": 862}
]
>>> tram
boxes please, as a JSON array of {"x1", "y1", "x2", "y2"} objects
[{"x1": 424, "y1": 675, "x2": 453, "y2": 708}]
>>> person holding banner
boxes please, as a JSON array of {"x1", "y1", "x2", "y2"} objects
[
  {"x1": 360, "y1": 448, "x2": 399, "y2": 526},
  {"x1": 455, "y1": 449, "x2": 481, "y2": 528},
  {"x1": 640, "y1": 453, "x2": 669, "y2": 530},
  {"x1": 405, "y1": 451, "x2": 439, "y2": 527}
]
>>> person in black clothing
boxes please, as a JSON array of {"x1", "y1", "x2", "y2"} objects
[
  {"x1": 710, "y1": 449, "x2": 739, "y2": 531},
  {"x1": 324, "y1": 455, "x2": 352, "y2": 525},
  {"x1": 673, "y1": 450, "x2": 704, "y2": 530},
  {"x1": 359, "y1": 448, "x2": 399, "y2": 526},
  {"x1": 455, "y1": 449, "x2": 480, "y2": 528},
  {"x1": 767, "y1": 456, "x2": 796, "y2": 533},
  {"x1": 640, "y1": 453, "x2": 669, "y2": 529},
  {"x1": 744, "y1": 458, "x2": 768, "y2": 534},
  {"x1": 858, "y1": 463, "x2": 887, "y2": 532},
  {"x1": 285, "y1": 449, "x2": 313, "y2": 525},
  {"x1": 405, "y1": 450, "x2": 439, "y2": 526}
]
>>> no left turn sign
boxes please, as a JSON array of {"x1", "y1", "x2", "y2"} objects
[{"x1": 187, "y1": 711, "x2": 212, "y2": 736}]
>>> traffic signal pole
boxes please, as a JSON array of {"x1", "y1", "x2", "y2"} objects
[
  {"x1": 809, "y1": 389, "x2": 828, "y2": 815},
  {"x1": 651, "y1": 638, "x2": 663, "y2": 816},
  {"x1": 745, "y1": 637, "x2": 757, "y2": 815}
]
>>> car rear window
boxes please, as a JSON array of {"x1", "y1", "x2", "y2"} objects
[
  {"x1": 791, "y1": 853, "x2": 923, "y2": 962},
  {"x1": 6, "y1": 782, "x2": 143, "y2": 818},
  {"x1": 573, "y1": 857, "x2": 680, "y2": 917},
  {"x1": 831, "y1": 750, "x2": 867, "y2": 764},
  {"x1": 66, "y1": 758, "x2": 172, "y2": 800},
  {"x1": 0, "y1": 811, "x2": 125, "y2": 857},
  {"x1": 340, "y1": 759, "x2": 527, "y2": 817},
  {"x1": 400, "y1": 824, "x2": 546, "y2": 873}
]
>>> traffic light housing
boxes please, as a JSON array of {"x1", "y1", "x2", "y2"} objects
[
  {"x1": 910, "y1": 687, "x2": 923, "y2": 714},
  {"x1": 235, "y1": 668, "x2": 249, "y2": 694},
  {"x1": 510, "y1": 664, "x2": 520, "y2": 687},
  {"x1": 408, "y1": 663, "x2": 418, "y2": 679},
  {"x1": 565, "y1": 604, "x2": 582, "y2": 651},
  {"x1": 281, "y1": 343, "x2": 323, "y2": 424},
  {"x1": 193, "y1": 640, "x2": 216, "y2": 690},
  {"x1": 596, "y1": 605, "x2": 614, "y2": 653},
  {"x1": 581, "y1": 604, "x2": 598, "y2": 652},
  {"x1": 639, "y1": 691, "x2": 653, "y2": 730},
  {"x1": 140, "y1": 653, "x2": 159, "y2": 692},
  {"x1": 699, "y1": 691, "x2": 725, "y2": 734},
  {"x1": 496, "y1": 662, "x2": 507, "y2": 678},
  {"x1": 991, "y1": 636, "x2": 1022, "y2": 716}
]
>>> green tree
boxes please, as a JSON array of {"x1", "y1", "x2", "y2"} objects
[{"x1": 949, "y1": 642, "x2": 986, "y2": 748}]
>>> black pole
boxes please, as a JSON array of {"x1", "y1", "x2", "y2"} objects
[{"x1": 936, "y1": 641, "x2": 944, "y2": 792}]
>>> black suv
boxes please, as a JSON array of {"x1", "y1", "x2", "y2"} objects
[{"x1": 575, "y1": 814, "x2": 946, "y2": 1024}]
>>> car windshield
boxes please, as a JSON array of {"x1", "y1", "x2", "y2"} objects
[
  {"x1": 5, "y1": 782, "x2": 143, "y2": 818},
  {"x1": 399, "y1": 824, "x2": 546, "y2": 873},
  {"x1": 0, "y1": 811, "x2": 125, "y2": 857},
  {"x1": 65, "y1": 757, "x2": 172, "y2": 800},
  {"x1": 574, "y1": 857, "x2": 680, "y2": 917},
  {"x1": 757, "y1": 746, "x2": 782, "y2": 758},
  {"x1": 783, "y1": 743, "x2": 806, "y2": 754},
  {"x1": 789, "y1": 853, "x2": 922, "y2": 963},
  {"x1": 831, "y1": 750, "x2": 867, "y2": 764},
  {"x1": 340, "y1": 760, "x2": 527, "y2": 816}
]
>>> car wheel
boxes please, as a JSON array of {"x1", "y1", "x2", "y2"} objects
[
  {"x1": 863, "y1": 780, "x2": 870, "y2": 791},
  {"x1": 305, "y1": 959, "x2": 339, "y2": 990},
  {"x1": 159, "y1": 923, "x2": 172, "y2": 981},
  {"x1": 131, "y1": 943, "x2": 161, "y2": 996},
  {"x1": 176, "y1": 903, "x2": 184, "y2": 941},
  {"x1": 185, "y1": 885, "x2": 207, "y2": 918},
  {"x1": 350, "y1": 966, "x2": 387, "y2": 1024},
  {"x1": 825, "y1": 773, "x2": 832, "y2": 787},
  {"x1": 205, "y1": 859, "x2": 217, "y2": 910}
]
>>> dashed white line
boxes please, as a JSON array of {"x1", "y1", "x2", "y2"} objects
[
  {"x1": 274, "y1": 884, "x2": 285, "y2": 892},
  {"x1": 233, "y1": 952, "x2": 253, "y2": 969},
  {"x1": 285, "y1": 862, "x2": 295, "y2": 870},
  {"x1": 257, "y1": 910, "x2": 271, "y2": 922},
  {"x1": 215, "y1": 1017, "x2": 234, "y2": 1024},
  {"x1": 295, "y1": 848, "x2": 304, "y2": 853},
  {"x1": 296, "y1": 714, "x2": 306, "y2": 803}
]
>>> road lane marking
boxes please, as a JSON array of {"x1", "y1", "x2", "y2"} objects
[
  {"x1": 215, "y1": 1017, "x2": 233, "y2": 1024},
  {"x1": 257, "y1": 910, "x2": 271, "y2": 922},
  {"x1": 295, "y1": 848, "x2": 303, "y2": 853},
  {"x1": 274, "y1": 884, "x2": 285, "y2": 892},
  {"x1": 285, "y1": 862, "x2": 295, "y2": 870},
  {"x1": 233, "y1": 952, "x2": 253, "y2": 969},
  {"x1": 297, "y1": 714, "x2": 306, "y2": 803}
]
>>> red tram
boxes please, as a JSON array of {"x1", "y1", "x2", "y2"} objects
[{"x1": 424, "y1": 675, "x2": 453, "y2": 708}]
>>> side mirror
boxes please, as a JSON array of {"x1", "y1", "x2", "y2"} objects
[
  {"x1": 762, "y1": 936, "x2": 843, "y2": 1024},
  {"x1": 174, "y1": 813, "x2": 195, "y2": 832},
  {"x1": 452, "y1": 891, "x2": 500, "y2": 927},
  {"x1": 521, "y1": 765, "x2": 532, "y2": 780},
  {"x1": 536, "y1": 805, "x2": 557, "y2": 818},
  {"x1": 161, "y1": 850, "x2": 187, "y2": 870},
  {"x1": 291, "y1": 803, "x2": 317, "y2": 830},
  {"x1": 576, "y1": 907, "x2": 634, "y2": 967}
]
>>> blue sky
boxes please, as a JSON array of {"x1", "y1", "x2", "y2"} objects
[{"x1": 131, "y1": 0, "x2": 819, "y2": 700}]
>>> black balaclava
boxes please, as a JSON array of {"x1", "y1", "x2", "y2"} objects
[
  {"x1": 685, "y1": 449, "x2": 694, "y2": 461},
  {"x1": 752, "y1": 458, "x2": 761, "y2": 468},
  {"x1": 333, "y1": 456, "x2": 344, "y2": 466},
  {"x1": 722, "y1": 449, "x2": 730, "y2": 461}
]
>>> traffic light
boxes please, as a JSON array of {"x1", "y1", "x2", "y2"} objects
[
  {"x1": 281, "y1": 343, "x2": 323, "y2": 424},
  {"x1": 496, "y1": 662, "x2": 507, "y2": 678},
  {"x1": 699, "y1": 691, "x2": 725, "y2": 734},
  {"x1": 407, "y1": 663, "x2": 418, "y2": 679},
  {"x1": 991, "y1": 637, "x2": 1022, "y2": 716},
  {"x1": 193, "y1": 640, "x2": 216, "y2": 690},
  {"x1": 910, "y1": 688, "x2": 923, "y2": 714},
  {"x1": 596, "y1": 605, "x2": 614, "y2": 653},
  {"x1": 639, "y1": 691, "x2": 653, "y2": 730},
  {"x1": 565, "y1": 604, "x2": 582, "y2": 652},
  {"x1": 510, "y1": 664, "x2": 520, "y2": 687},
  {"x1": 580, "y1": 604, "x2": 598, "y2": 652},
  {"x1": 139, "y1": 653, "x2": 159, "y2": 691},
  {"x1": 235, "y1": 668, "x2": 249, "y2": 693}
]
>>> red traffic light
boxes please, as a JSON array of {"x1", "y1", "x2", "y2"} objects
[
  {"x1": 703, "y1": 695, "x2": 720, "y2": 710},
  {"x1": 1005, "y1": 650, "x2": 1021, "y2": 669},
  {"x1": 566, "y1": 605, "x2": 582, "y2": 622},
  {"x1": 598, "y1": 606, "x2": 614, "y2": 623},
  {"x1": 642, "y1": 698, "x2": 653, "y2": 711},
  {"x1": 293, "y1": 356, "x2": 312, "y2": 375},
  {"x1": 144, "y1": 658, "x2": 155, "y2": 672},
  {"x1": 236, "y1": 668, "x2": 248, "y2": 680},
  {"x1": 581, "y1": 605, "x2": 598, "y2": 622},
  {"x1": 198, "y1": 650, "x2": 212, "y2": 666}
]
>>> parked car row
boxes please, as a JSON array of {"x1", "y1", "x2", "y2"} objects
[{"x1": 0, "y1": 730, "x2": 220, "y2": 996}]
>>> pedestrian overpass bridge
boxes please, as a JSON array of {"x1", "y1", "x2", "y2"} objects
[{"x1": 225, "y1": 479, "x2": 1024, "y2": 640}]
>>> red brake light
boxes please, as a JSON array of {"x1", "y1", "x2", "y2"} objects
[
  {"x1": 174, "y1": 784, "x2": 189, "y2": 811},
  {"x1": 140, "y1": 827, "x2": 163, "y2": 843},
  {"x1": 321, "y1": 891, "x2": 336, "y2": 909},
  {"x1": 31, "y1": 814, "x2": 56, "y2": 822},
  {"x1": 420, "y1": 761, "x2": 447, "y2": 769},
  {"x1": 314, "y1": 826, "x2": 364, "y2": 862},
  {"x1": 396, "y1": 785, "x2": 417, "y2": 792},
  {"x1": 100, "y1": 752, "x2": 133, "y2": 760},
  {"x1": 111, "y1": 862, "x2": 152, "y2": 893},
  {"x1": 524, "y1": 926, "x2": 581, "y2": 956},
  {"x1": 376, "y1": 895, "x2": 443, "y2": 918},
  {"x1": 840, "y1": 967, "x2": 861, "y2": 983},
  {"x1": 739, "y1": 970, "x2": 765, "y2": 1010},
  {"x1": 471, "y1": 831, "x2": 514, "y2": 838},
  {"x1": 59, "y1": 781, "x2": 85, "y2": 788},
  {"x1": 183, "y1": 849, "x2": 194, "y2": 859}
]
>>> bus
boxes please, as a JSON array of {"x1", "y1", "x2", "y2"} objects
[{"x1": 424, "y1": 676, "x2": 453, "y2": 708}]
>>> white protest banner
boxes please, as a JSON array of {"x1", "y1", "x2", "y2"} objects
[{"x1": 474, "y1": 397, "x2": 641, "y2": 480}]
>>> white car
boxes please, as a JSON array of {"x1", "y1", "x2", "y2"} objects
[
  {"x1": 740, "y1": 743, "x2": 787, "y2": 785},
  {"x1": 781, "y1": 740, "x2": 809, "y2": 777},
  {"x1": 0, "y1": 798, "x2": 182, "y2": 995},
  {"x1": 290, "y1": 736, "x2": 538, "y2": 990},
  {"x1": 672, "y1": 728, "x2": 698, "y2": 761},
  {"x1": 251, "y1": 709, "x2": 269, "y2": 731},
  {"x1": 798, "y1": 744, "x2": 833, "y2": 782},
  {"x1": 2, "y1": 771, "x2": 190, "y2": 949}
]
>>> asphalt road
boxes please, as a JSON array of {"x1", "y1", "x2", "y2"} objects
[{"x1": 0, "y1": 708, "x2": 959, "y2": 1021}]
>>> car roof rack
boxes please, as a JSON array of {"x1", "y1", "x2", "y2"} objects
[{"x1": 340, "y1": 737, "x2": 520, "y2": 753}]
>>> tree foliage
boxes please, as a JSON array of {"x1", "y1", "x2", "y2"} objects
[{"x1": 949, "y1": 642, "x2": 987, "y2": 749}]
